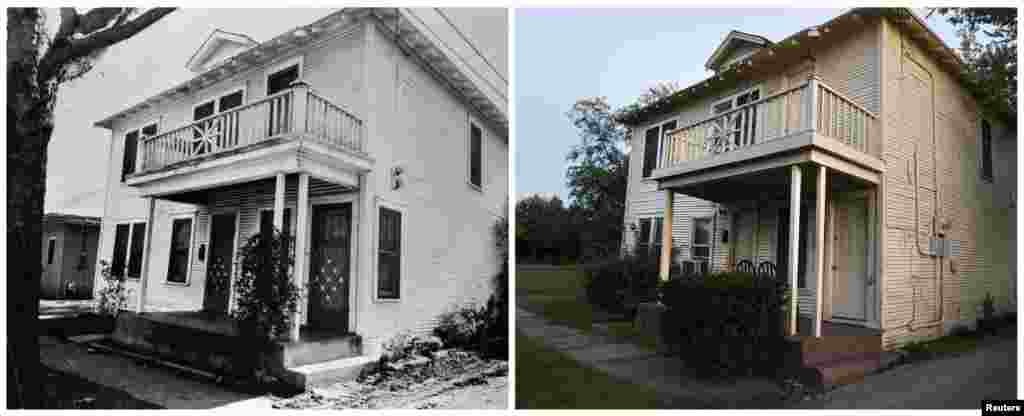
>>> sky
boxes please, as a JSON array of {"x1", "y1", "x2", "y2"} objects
[
  {"x1": 514, "y1": 8, "x2": 964, "y2": 202},
  {"x1": 43, "y1": 8, "x2": 336, "y2": 216}
]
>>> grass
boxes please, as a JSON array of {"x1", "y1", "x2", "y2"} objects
[
  {"x1": 38, "y1": 367, "x2": 161, "y2": 409},
  {"x1": 515, "y1": 333, "x2": 666, "y2": 409},
  {"x1": 602, "y1": 321, "x2": 659, "y2": 351},
  {"x1": 516, "y1": 268, "x2": 595, "y2": 331}
]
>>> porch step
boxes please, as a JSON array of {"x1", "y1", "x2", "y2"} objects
[
  {"x1": 282, "y1": 355, "x2": 378, "y2": 388},
  {"x1": 794, "y1": 335, "x2": 882, "y2": 367},
  {"x1": 811, "y1": 353, "x2": 883, "y2": 388},
  {"x1": 282, "y1": 334, "x2": 362, "y2": 367}
]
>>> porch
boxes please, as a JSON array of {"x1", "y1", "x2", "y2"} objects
[{"x1": 655, "y1": 161, "x2": 882, "y2": 339}]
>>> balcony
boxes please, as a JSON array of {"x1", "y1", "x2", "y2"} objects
[
  {"x1": 654, "y1": 76, "x2": 882, "y2": 186},
  {"x1": 126, "y1": 84, "x2": 372, "y2": 197}
]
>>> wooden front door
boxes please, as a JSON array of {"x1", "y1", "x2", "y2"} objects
[
  {"x1": 204, "y1": 213, "x2": 236, "y2": 314},
  {"x1": 307, "y1": 203, "x2": 352, "y2": 332},
  {"x1": 832, "y1": 195, "x2": 869, "y2": 320}
]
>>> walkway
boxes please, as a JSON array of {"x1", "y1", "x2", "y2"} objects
[{"x1": 515, "y1": 307, "x2": 784, "y2": 408}]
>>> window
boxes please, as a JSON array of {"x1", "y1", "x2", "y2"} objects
[
  {"x1": 981, "y1": 119, "x2": 993, "y2": 182},
  {"x1": 112, "y1": 222, "x2": 146, "y2": 279},
  {"x1": 469, "y1": 122, "x2": 483, "y2": 189},
  {"x1": 711, "y1": 88, "x2": 760, "y2": 147},
  {"x1": 46, "y1": 238, "x2": 56, "y2": 266},
  {"x1": 377, "y1": 207, "x2": 402, "y2": 300},
  {"x1": 642, "y1": 120, "x2": 678, "y2": 178},
  {"x1": 166, "y1": 218, "x2": 193, "y2": 284},
  {"x1": 121, "y1": 122, "x2": 158, "y2": 180},
  {"x1": 267, "y1": 62, "x2": 300, "y2": 96},
  {"x1": 193, "y1": 89, "x2": 244, "y2": 155},
  {"x1": 691, "y1": 218, "x2": 712, "y2": 260},
  {"x1": 635, "y1": 217, "x2": 664, "y2": 256}
]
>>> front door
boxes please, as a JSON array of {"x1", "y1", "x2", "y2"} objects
[
  {"x1": 307, "y1": 203, "x2": 352, "y2": 333},
  {"x1": 204, "y1": 213, "x2": 236, "y2": 314},
  {"x1": 832, "y1": 195, "x2": 869, "y2": 320}
]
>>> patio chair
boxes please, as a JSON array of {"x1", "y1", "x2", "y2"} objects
[
  {"x1": 736, "y1": 259, "x2": 755, "y2": 274},
  {"x1": 756, "y1": 261, "x2": 776, "y2": 280}
]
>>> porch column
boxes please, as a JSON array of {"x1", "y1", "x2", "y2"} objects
[
  {"x1": 290, "y1": 173, "x2": 310, "y2": 342},
  {"x1": 273, "y1": 172, "x2": 286, "y2": 231},
  {"x1": 659, "y1": 190, "x2": 674, "y2": 281},
  {"x1": 136, "y1": 197, "x2": 156, "y2": 313},
  {"x1": 788, "y1": 165, "x2": 802, "y2": 336},
  {"x1": 814, "y1": 166, "x2": 827, "y2": 337}
]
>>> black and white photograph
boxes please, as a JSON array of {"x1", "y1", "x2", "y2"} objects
[{"x1": 8, "y1": 6, "x2": 508, "y2": 409}]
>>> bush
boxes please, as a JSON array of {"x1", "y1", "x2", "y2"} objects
[
  {"x1": 582, "y1": 252, "x2": 660, "y2": 315},
  {"x1": 95, "y1": 260, "x2": 129, "y2": 317},
  {"x1": 434, "y1": 304, "x2": 489, "y2": 350},
  {"x1": 230, "y1": 229, "x2": 301, "y2": 341},
  {"x1": 660, "y1": 272, "x2": 788, "y2": 378}
]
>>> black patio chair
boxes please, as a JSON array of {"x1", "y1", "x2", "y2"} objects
[
  {"x1": 756, "y1": 261, "x2": 776, "y2": 280},
  {"x1": 681, "y1": 260, "x2": 696, "y2": 277},
  {"x1": 736, "y1": 259, "x2": 755, "y2": 274}
]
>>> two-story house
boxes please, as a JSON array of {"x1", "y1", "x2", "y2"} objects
[
  {"x1": 92, "y1": 8, "x2": 507, "y2": 386},
  {"x1": 621, "y1": 7, "x2": 1015, "y2": 364}
]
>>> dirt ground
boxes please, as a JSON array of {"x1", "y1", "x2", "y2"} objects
[{"x1": 274, "y1": 351, "x2": 508, "y2": 409}]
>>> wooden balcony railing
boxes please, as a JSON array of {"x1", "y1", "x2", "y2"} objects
[
  {"x1": 136, "y1": 85, "x2": 364, "y2": 174},
  {"x1": 658, "y1": 77, "x2": 877, "y2": 170}
]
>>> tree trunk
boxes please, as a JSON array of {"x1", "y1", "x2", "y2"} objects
[{"x1": 7, "y1": 8, "x2": 56, "y2": 408}]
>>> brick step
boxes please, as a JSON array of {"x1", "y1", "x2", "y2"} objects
[{"x1": 812, "y1": 354, "x2": 883, "y2": 388}]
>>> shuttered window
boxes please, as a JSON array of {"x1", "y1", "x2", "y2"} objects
[
  {"x1": 166, "y1": 218, "x2": 193, "y2": 284},
  {"x1": 469, "y1": 122, "x2": 483, "y2": 189},
  {"x1": 46, "y1": 238, "x2": 56, "y2": 266},
  {"x1": 642, "y1": 127, "x2": 659, "y2": 178},
  {"x1": 122, "y1": 130, "x2": 139, "y2": 181},
  {"x1": 377, "y1": 207, "x2": 402, "y2": 299}
]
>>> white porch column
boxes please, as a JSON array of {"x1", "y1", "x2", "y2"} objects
[
  {"x1": 788, "y1": 165, "x2": 802, "y2": 336},
  {"x1": 290, "y1": 173, "x2": 310, "y2": 341},
  {"x1": 273, "y1": 172, "x2": 286, "y2": 232},
  {"x1": 136, "y1": 197, "x2": 156, "y2": 313},
  {"x1": 814, "y1": 166, "x2": 827, "y2": 337},
  {"x1": 659, "y1": 190, "x2": 674, "y2": 281}
]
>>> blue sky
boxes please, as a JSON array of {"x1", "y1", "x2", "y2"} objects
[{"x1": 514, "y1": 8, "x2": 962, "y2": 201}]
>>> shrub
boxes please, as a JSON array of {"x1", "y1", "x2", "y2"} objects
[
  {"x1": 660, "y1": 272, "x2": 788, "y2": 378},
  {"x1": 582, "y1": 252, "x2": 660, "y2": 315},
  {"x1": 230, "y1": 229, "x2": 301, "y2": 341},
  {"x1": 434, "y1": 304, "x2": 489, "y2": 350},
  {"x1": 95, "y1": 260, "x2": 129, "y2": 317}
]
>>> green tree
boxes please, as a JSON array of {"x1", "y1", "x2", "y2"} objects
[
  {"x1": 8, "y1": 8, "x2": 175, "y2": 408},
  {"x1": 564, "y1": 97, "x2": 628, "y2": 260},
  {"x1": 930, "y1": 8, "x2": 1017, "y2": 119}
]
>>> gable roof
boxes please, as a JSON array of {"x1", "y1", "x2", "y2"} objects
[
  {"x1": 617, "y1": 8, "x2": 1012, "y2": 127},
  {"x1": 94, "y1": 8, "x2": 508, "y2": 139},
  {"x1": 185, "y1": 29, "x2": 259, "y2": 73},
  {"x1": 705, "y1": 30, "x2": 772, "y2": 72}
]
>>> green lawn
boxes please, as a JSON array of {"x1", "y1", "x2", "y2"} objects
[
  {"x1": 515, "y1": 333, "x2": 666, "y2": 409},
  {"x1": 516, "y1": 268, "x2": 594, "y2": 331}
]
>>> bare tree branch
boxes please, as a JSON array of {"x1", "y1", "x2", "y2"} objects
[
  {"x1": 53, "y1": 8, "x2": 79, "y2": 43},
  {"x1": 75, "y1": 8, "x2": 129, "y2": 36},
  {"x1": 37, "y1": 7, "x2": 175, "y2": 83}
]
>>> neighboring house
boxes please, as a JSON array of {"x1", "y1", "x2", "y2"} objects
[
  {"x1": 41, "y1": 213, "x2": 101, "y2": 299},
  {"x1": 621, "y1": 8, "x2": 1015, "y2": 350},
  {"x1": 92, "y1": 6, "x2": 507, "y2": 372}
]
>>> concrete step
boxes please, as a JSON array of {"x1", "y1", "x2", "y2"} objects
[
  {"x1": 281, "y1": 355, "x2": 378, "y2": 389},
  {"x1": 812, "y1": 354, "x2": 882, "y2": 388},
  {"x1": 282, "y1": 334, "x2": 362, "y2": 367}
]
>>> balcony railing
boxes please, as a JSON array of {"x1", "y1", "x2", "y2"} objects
[
  {"x1": 137, "y1": 85, "x2": 364, "y2": 174},
  {"x1": 658, "y1": 77, "x2": 877, "y2": 170}
]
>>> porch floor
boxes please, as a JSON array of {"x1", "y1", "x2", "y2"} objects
[{"x1": 796, "y1": 316, "x2": 880, "y2": 337}]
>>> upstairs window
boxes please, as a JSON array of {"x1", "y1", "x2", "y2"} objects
[
  {"x1": 122, "y1": 122, "x2": 158, "y2": 180},
  {"x1": 641, "y1": 120, "x2": 677, "y2": 178},
  {"x1": 981, "y1": 119, "x2": 993, "y2": 183},
  {"x1": 267, "y1": 63, "x2": 300, "y2": 96},
  {"x1": 469, "y1": 122, "x2": 483, "y2": 189},
  {"x1": 46, "y1": 237, "x2": 56, "y2": 266}
]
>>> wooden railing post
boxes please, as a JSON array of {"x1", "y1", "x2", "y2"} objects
[
  {"x1": 291, "y1": 81, "x2": 311, "y2": 135},
  {"x1": 806, "y1": 76, "x2": 819, "y2": 133}
]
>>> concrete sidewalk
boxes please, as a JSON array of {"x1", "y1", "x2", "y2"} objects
[
  {"x1": 796, "y1": 335, "x2": 1017, "y2": 409},
  {"x1": 516, "y1": 307, "x2": 784, "y2": 408},
  {"x1": 40, "y1": 335, "x2": 273, "y2": 409}
]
